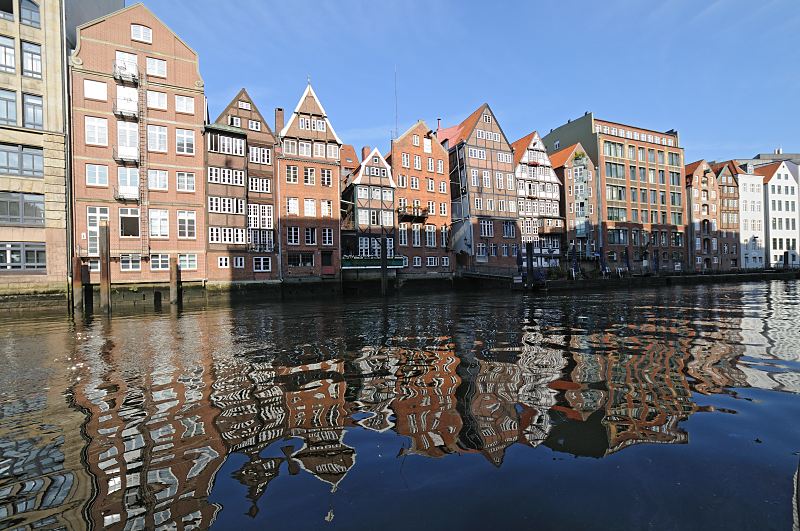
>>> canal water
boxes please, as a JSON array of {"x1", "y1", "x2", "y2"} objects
[{"x1": 1, "y1": 282, "x2": 799, "y2": 530}]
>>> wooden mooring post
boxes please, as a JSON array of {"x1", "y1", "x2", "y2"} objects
[
  {"x1": 169, "y1": 256, "x2": 181, "y2": 305},
  {"x1": 72, "y1": 256, "x2": 83, "y2": 312},
  {"x1": 380, "y1": 234, "x2": 388, "y2": 296},
  {"x1": 99, "y1": 220, "x2": 111, "y2": 313}
]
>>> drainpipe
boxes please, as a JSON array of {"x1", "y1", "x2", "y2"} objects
[{"x1": 61, "y1": 1, "x2": 74, "y2": 300}]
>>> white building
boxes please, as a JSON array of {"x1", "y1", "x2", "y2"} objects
[
  {"x1": 734, "y1": 162, "x2": 766, "y2": 269},
  {"x1": 757, "y1": 161, "x2": 799, "y2": 268},
  {"x1": 511, "y1": 131, "x2": 563, "y2": 267}
]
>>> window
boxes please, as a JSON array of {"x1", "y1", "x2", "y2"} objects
[
  {"x1": 83, "y1": 79, "x2": 107, "y2": 102},
  {"x1": 304, "y1": 167, "x2": 315, "y2": 185},
  {"x1": 148, "y1": 169, "x2": 168, "y2": 191},
  {"x1": 176, "y1": 129, "x2": 195, "y2": 154},
  {"x1": 177, "y1": 172, "x2": 195, "y2": 192},
  {"x1": 321, "y1": 169, "x2": 332, "y2": 187},
  {"x1": 283, "y1": 139, "x2": 297, "y2": 155},
  {"x1": 0, "y1": 192, "x2": 44, "y2": 225},
  {"x1": 321, "y1": 200, "x2": 333, "y2": 217},
  {"x1": 178, "y1": 254, "x2": 197, "y2": 270},
  {"x1": 0, "y1": 89, "x2": 15, "y2": 125},
  {"x1": 131, "y1": 24, "x2": 152, "y2": 43},
  {"x1": 248, "y1": 119, "x2": 261, "y2": 131},
  {"x1": 286, "y1": 165, "x2": 298, "y2": 183},
  {"x1": 85, "y1": 117, "x2": 108, "y2": 146},
  {"x1": 146, "y1": 90, "x2": 167, "y2": 110},
  {"x1": 314, "y1": 143, "x2": 325, "y2": 158},
  {"x1": 287, "y1": 226, "x2": 299, "y2": 245},
  {"x1": 150, "y1": 254, "x2": 169, "y2": 271},
  {"x1": 232, "y1": 256, "x2": 244, "y2": 268},
  {"x1": 249, "y1": 146, "x2": 271, "y2": 165},
  {"x1": 480, "y1": 219, "x2": 493, "y2": 237},
  {"x1": 86, "y1": 164, "x2": 108, "y2": 186},
  {"x1": 118, "y1": 207, "x2": 139, "y2": 237},
  {"x1": 171, "y1": 95, "x2": 194, "y2": 114},
  {"x1": 149, "y1": 209, "x2": 168, "y2": 238},
  {"x1": 176, "y1": 211, "x2": 195, "y2": 239},
  {"x1": 286, "y1": 197, "x2": 299, "y2": 215},
  {"x1": 148, "y1": 125, "x2": 167, "y2": 152},
  {"x1": 218, "y1": 256, "x2": 230, "y2": 268},
  {"x1": 0, "y1": 36, "x2": 15, "y2": 73},
  {"x1": 22, "y1": 94, "x2": 42, "y2": 129},
  {"x1": 322, "y1": 228, "x2": 333, "y2": 246},
  {"x1": 253, "y1": 256, "x2": 271, "y2": 272},
  {"x1": 304, "y1": 198, "x2": 316, "y2": 217},
  {"x1": 146, "y1": 57, "x2": 166, "y2": 77},
  {"x1": 0, "y1": 242, "x2": 45, "y2": 271},
  {"x1": 0, "y1": 144, "x2": 42, "y2": 177},
  {"x1": 305, "y1": 227, "x2": 316, "y2": 245},
  {"x1": 299, "y1": 141, "x2": 311, "y2": 157},
  {"x1": 22, "y1": 42, "x2": 41, "y2": 78},
  {"x1": 119, "y1": 263, "x2": 146, "y2": 283},
  {"x1": 288, "y1": 252, "x2": 314, "y2": 267},
  {"x1": 228, "y1": 115, "x2": 241, "y2": 127},
  {"x1": 85, "y1": 206, "x2": 109, "y2": 256}
]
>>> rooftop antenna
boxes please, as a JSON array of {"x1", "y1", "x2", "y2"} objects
[{"x1": 393, "y1": 65, "x2": 398, "y2": 140}]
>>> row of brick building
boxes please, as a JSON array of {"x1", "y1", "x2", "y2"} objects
[{"x1": 3, "y1": 2, "x2": 799, "y2": 296}]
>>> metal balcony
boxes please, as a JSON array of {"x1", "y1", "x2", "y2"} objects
[
  {"x1": 113, "y1": 146, "x2": 139, "y2": 164},
  {"x1": 113, "y1": 98, "x2": 139, "y2": 119},
  {"x1": 112, "y1": 61, "x2": 139, "y2": 84},
  {"x1": 397, "y1": 206, "x2": 429, "y2": 221},
  {"x1": 114, "y1": 185, "x2": 139, "y2": 201}
]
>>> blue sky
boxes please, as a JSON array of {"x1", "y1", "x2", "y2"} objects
[{"x1": 140, "y1": 0, "x2": 798, "y2": 163}]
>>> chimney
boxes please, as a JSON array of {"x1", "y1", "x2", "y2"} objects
[
  {"x1": 275, "y1": 107, "x2": 284, "y2": 134},
  {"x1": 361, "y1": 146, "x2": 371, "y2": 161},
  {"x1": 437, "y1": 117, "x2": 441, "y2": 132},
  {"x1": 776, "y1": 147, "x2": 783, "y2": 155}
]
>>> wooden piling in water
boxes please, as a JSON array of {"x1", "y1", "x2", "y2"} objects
[
  {"x1": 380, "y1": 235, "x2": 388, "y2": 296},
  {"x1": 169, "y1": 256, "x2": 181, "y2": 305},
  {"x1": 99, "y1": 220, "x2": 111, "y2": 313},
  {"x1": 72, "y1": 256, "x2": 84, "y2": 312}
]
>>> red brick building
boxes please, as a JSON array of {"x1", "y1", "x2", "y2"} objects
[
  {"x1": 275, "y1": 84, "x2": 341, "y2": 281},
  {"x1": 386, "y1": 120, "x2": 453, "y2": 276},
  {"x1": 70, "y1": 4, "x2": 206, "y2": 282}
]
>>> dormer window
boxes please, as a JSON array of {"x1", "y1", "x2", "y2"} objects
[
  {"x1": 20, "y1": 0, "x2": 39, "y2": 27},
  {"x1": 131, "y1": 24, "x2": 152, "y2": 44}
]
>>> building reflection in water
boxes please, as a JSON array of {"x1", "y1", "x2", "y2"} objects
[{"x1": 50, "y1": 284, "x2": 800, "y2": 526}]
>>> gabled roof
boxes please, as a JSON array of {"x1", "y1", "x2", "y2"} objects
[
  {"x1": 72, "y1": 3, "x2": 202, "y2": 81},
  {"x1": 349, "y1": 147, "x2": 395, "y2": 188},
  {"x1": 280, "y1": 83, "x2": 343, "y2": 144},
  {"x1": 753, "y1": 161, "x2": 783, "y2": 183},
  {"x1": 710, "y1": 160, "x2": 742, "y2": 177},
  {"x1": 548, "y1": 143, "x2": 583, "y2": 169},
  {"x1": 684, "y1": 160, "x2": 707, "y2": 176},
  {"x1": 437, "y1": 104, "x2": 488, "y2": 147},
  {"x1": 511, "y1": 131, "x2": 537, "y2": 166},
  {"x1": 214, "y1": 87, "x2": 275, "y2": 136}
]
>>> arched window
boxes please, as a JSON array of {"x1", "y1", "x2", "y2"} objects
[{"x1": 20, "y1": 0, "x2": 39, "y2": 27}]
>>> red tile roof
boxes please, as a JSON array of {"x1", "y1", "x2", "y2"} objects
[
  {"x1": 684, "y1": 159, "x2": 706, "y2": 176},
  {"x1": 710, "y1": 160, "x2": 743, "y2": 177},
  {"x1": 753, "y1": 161, "x2": 783, "y2": 183},
  {"x1": 511, "y1": 131, "x2": 536, "y2": 166},
  {"x1": 437, "y1": 104, "x2": 487, "y2": 147},
  {"x1": 340, "y1": 144, "x2": 359, "y2": 170},
  {"x1": 548, "y1": 143, "x2": 581, "y2": 169}
]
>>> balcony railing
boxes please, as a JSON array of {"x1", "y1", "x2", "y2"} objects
[
  {"x1": 397, "y1": 206, "x2": 429, "y2": 220},
  {"x1": 113, "y1": 98, "x2": 138, "y2": 119},
  {"x1": 113, "y1": 61, "x2": 139, "y2": 84},
  {"x1": 113, "y1": 146, "x2": 139, "y2": 164},
  {"x1": 341, "y1": 256, "x2": 405, "y2": 269},
  {"x1": 114, "y1": 185, "x2": 139, "y2": 201}
]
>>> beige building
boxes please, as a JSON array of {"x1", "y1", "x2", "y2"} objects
[
  {"x1": 0, "y1": 0, "x2": 66, "y2": 294},
  {"x1": 69, "y1": 3, "x2": 207, "y2": 284}
]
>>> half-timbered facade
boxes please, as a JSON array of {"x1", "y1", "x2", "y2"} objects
[
  {"x1": 439, "y1": 104, "x2": 520, "y2": 273},
  {"x1": 511, "y1": 131, "x2": 563, "y2": 268},
  {"x1": 550, "y1": 142, "x2": 597, "y2": 261},
  {"x1": 205, "y1": 89, "x2": 277, "y2": 283}
]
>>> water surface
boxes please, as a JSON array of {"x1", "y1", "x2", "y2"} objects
[{"x1": 1, "y1": 282, "x2": 799, "y2": 530}]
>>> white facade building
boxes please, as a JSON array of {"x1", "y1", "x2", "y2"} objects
[
  {"x1": 758, "y1": 161, "x2": 799, "y2": 268},
  {"x1": 736, "y1": 163, "x2": 766, "y2": 269}
]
